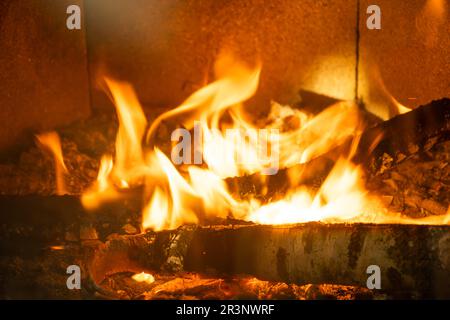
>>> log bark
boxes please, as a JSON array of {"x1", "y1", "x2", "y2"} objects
[
  {"x1": 356, "y1": 98, "x2": 450, "y2": 171},
  {"x1": 88, "y1": 223, "x2": 450, "y2": 299}
]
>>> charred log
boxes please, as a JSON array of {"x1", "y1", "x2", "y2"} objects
[
  {"x1": 226, "y1": 98, "x2": 450, "y2": 203},
  {"x1": 87, "y1": 223, "x2": 450, "y2": 299}
]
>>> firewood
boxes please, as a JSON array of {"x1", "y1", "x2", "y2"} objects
[
  {"x1": 87, "y1": 223, "x2": 450, "y2": 299},
  {"x1": 0, "y1": 193, "x2": 141, "y2": 252},
  {"x1": 1, "y1": 99, "x2": 449, "y2": 248},
  {"x1": 226, "y1": 98, "x2": 450, "y2": 203}
]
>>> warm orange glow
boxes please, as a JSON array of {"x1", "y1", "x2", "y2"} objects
[
  {"x1": 81, "y1": 155, "x2": 121, "y2": 210},
  {"x1": 142, "y1": 149, "x2": 199, "y2": 231},
  {"x1": 105, "y1": 77, "x2": 148, "y2": 183},
  {"x1": 248, "y1": 158, "x2": 372, "y2": 224},
  {"x1": 81, "y1": 52, "x2": 450, "y2": 231},
  {"x1": 417, "y1": 0, "x2": 447, "y2": 48},
  {"x1": 49, "y1": 245, "x2": 65, "y2": 250},
  {"x1": 81, "y1": 78, "x2": 152, "y2": 210},
  {"x1": 444, "y1": 206, "x2": 450, "y2": 225},
  {"x1": 132, "y1": 272, "x2": 155, "y2": 284},
  {"x1": 360, "y1": 64, "x2": 411, "y2": 119},
  {"x1": 35, "y1": 131, "x2": 68, "y2": 195}
]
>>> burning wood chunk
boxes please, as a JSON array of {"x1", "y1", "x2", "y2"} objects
[{"x1": 0, "y1": 96, "x2": 449, "y2": 225}]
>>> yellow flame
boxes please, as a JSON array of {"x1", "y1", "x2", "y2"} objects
[
  {"x1": 81, "y1": 78, "x2": 153, "y2": 210},
  {"x1": 444, "y1": 206, "x2": 450, "y2": 225},
  {"x1": 35, "y1": 132, "x2": 68, "y2": 195},
  {"x1": 81, "y1": 52, "x2": 450, "y2": 231},
  {"x1": 146, "y1": 55, "x2": 261, "y2": 142},
  {"x1": 132, "y1": 272, "x2": 155, "y2": 284},
  {"x1": 360, "y1": 64, "x2": 411, "y2": 119},
  {"x1": 105, "y1": 77, "x2": 149, "y2": 183},
  {"x1": 81, "y1": 155, "x2": 120, "y2": 210},
  {"x1": 142, "y1": 149, "x2": 199, "y2": 231}
]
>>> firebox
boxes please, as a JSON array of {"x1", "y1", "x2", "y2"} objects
[{"x1": 0, "y1": 0, "x2": 449, "y2": 301}]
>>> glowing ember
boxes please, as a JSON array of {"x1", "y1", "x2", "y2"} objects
[
  {"x1": 79, "y1": 52, "x2": 450, "y2": 230},
  {"x1": 132, "y1": 272, "x2": 155, "y2": 284},
  {"x1": 49, "y1": 245, "x2": 65, "y2": 251}
]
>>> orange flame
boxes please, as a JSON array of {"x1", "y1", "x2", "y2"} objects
[
  {"x1": 360, "y1": 64, "x2": 411, "y2": 119},
  {"x1": 142, "y1": 148, "x2": 199, "y2": 231},
  {"x1": 81, "y1": 155, "x2": 120, "y2": 210},
  {"x1": 81, "y1": 52, "x2": 450, "y2": 230},
  {"x1": 105, "y1": 77, "x2": 148, "y2": 183},
  {"x1": 36, "y1": 132, "x2": 68, "y2": 195}
]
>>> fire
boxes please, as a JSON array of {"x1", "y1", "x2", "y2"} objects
[
  {"x1": 360, "y1": 64, "x2": 411, "y2": 119},
  {"x1": 248, "y1": 158, "x2": 373, "y2": 225},
  {"x1": 81, "y1": 155, "x2": 120, "y2": 210},
  {"x1": 132, "y1": 272, "x2": 155, "y2": 284},
  {"x1": 142, "y1": 149, "x2": 199, "y2": 231},
  {"x1": 105, "y1": 77, "x2": 148, "y2": 183},
  {"x1": 36, "y1": 131, "x2": 68, "y2": 195},
  {"x1": 81, "y1": 52, "x2": 450, "y2": 230},
  {"x1": 81, "y1": 77, "x2": 152, "y2": 210}
]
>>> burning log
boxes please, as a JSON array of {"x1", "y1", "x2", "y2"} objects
[
  {"x1": 88, "y1": 223, "x2": 450, "y2": 299},
  {"x1": 356, "y1": 98, "x2": 450, "y2": 171},
  {"x1": 226, "y1": 98, "x2": 450, "y2": 201},
  {"x1": 361, "y1": 98, "x2": 450, "y2": 218},
  {"x1": 1, "y1": 99, "x2": 449, "y2": 248}
]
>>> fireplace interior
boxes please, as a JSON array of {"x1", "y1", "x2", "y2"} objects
[{"x1": 0, "y1": 0, "x2": 449, "y2": 300}]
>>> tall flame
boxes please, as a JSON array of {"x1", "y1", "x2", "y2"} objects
[
  {"x1": 36, "y1": 132, "x2": 68, "y2": 195},
  {"x1": 81, "y1": 52, "x2": 450, "y2": 230},
  {"x1": 142, "y1": 148, "x2": 199, "y2": 231},
  {"x1": 81, "y1": 78, "x2": 150, "y2": 210},
  {"x1": 360, "y1": 64, "x2": 411, "y2": 119}
]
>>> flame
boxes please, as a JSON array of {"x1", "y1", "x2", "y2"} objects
[
  {"x1": 445, "y1": 207, "x2": 450, "y2": 224},
  {"x1": 35, "y1": 132, "x2": 68, "y2": 195},
  {"x1": 360, "y1": 64, "x2": 411, "y2": 119},
  {"x1": 146, "y1": 54, "x2": 261, "y2": 141},
  {"x1": 105, "y1": 77, "x2": 148, "y2": 183},
  {"x1": 81, "y1": 78, "x2": 152, "y2": 210},
  {"x1": 81, "y1": 155, "x2": 121, "y2": 210},
  {"x1": 142, "y1": 149, "x2": 199, "y2": 231},
  {"x1": 81, "y1": 52, "x2": 450, "y2": 230},
  {"x1": 248, "y1": 158, "x2": 378, "y2": 224},
  {"x1": 132, "y1": 272, "x2": 155, "y2": 284}
]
